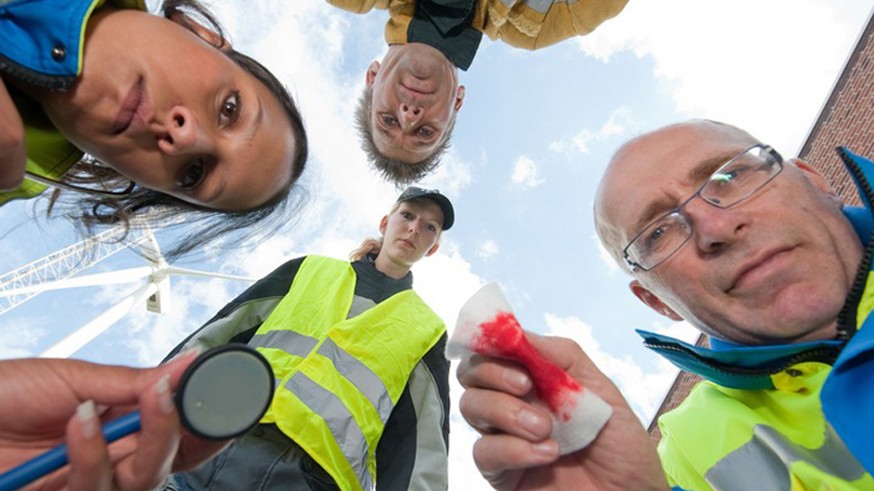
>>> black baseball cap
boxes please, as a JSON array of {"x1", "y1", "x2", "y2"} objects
[{"x1": 396, "y1": 187, "x2": 455, "y2": 231}]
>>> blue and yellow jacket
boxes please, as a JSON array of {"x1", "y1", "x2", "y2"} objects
[
  {"x1": 0, "y1": 0, "x2": 143, "y2": 205},
  {"x1": 643, "y1": 147, "x2": 874, "y2": 490}
]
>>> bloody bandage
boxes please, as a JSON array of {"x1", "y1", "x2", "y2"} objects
[{"x1": 448, "y1": 283, "x2": 612, "y2": 454}]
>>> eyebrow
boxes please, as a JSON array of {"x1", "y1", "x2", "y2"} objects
[
  {"x1": 375, "y1": 118, "x2": 439, "y2": 149},
  {"x1": 686, "y1": 153, "x2": 738, "y2": 184},
  {"x1": 628, "y1": 151, "x2": 742, "y2": 235},
  {"x1": 204, "y1": 175, "x2": 227, "y2": 205},
  {"x1": 244, "y1": 94, "x2": 264, "y2": 146}
]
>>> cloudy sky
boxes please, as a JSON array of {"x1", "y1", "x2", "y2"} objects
[{"x1": 2, "y1": 0, "x2": 873, "y2": 487}]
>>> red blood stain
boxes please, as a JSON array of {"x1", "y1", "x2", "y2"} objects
[{"x1": 473, "y1": 311, "x2": 581, "y2": 419}]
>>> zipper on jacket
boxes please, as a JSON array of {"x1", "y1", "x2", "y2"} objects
[
  {"x1": 643, "y1": 339, "x2": 842, "y2": 378},
  {"x1": 834, "y1": 147, "x2": 874, "y2": 341},
  {"x1": 0, "y1": 54, "x2": 76, "y2": 91}
]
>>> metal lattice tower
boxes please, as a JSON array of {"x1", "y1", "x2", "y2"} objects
[
  {"x1": 0, "y1": 214, "x2": 254, "y2": 358},
  {"x1": 0, "y1": 222, "x2": 157, "y2": 315}
]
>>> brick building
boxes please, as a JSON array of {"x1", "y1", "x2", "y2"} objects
[{"x1": 647, "y1": 9, "x2": 874, "y2": 442}]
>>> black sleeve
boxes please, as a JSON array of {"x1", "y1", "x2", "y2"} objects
[
  {"x1": 162, "y1": 257, "x2": 307, "y2": 361},
  {"x1": 375, "y1": 334, "x2": 450, "y2": 490}
]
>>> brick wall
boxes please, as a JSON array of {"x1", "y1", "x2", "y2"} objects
[
  {"x1": 798, "y1": 13, "x2": 874, "y2": 205},
  {"x1": 647, "y1": 10, "x2": 874, "y2": 442}
]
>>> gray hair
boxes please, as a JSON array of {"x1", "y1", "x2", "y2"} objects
[{"x1": 354, "y1": 84, "x2": 454, "y2": 185}]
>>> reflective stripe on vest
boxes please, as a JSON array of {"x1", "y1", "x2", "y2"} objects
[
  {"x1": 250, "y1": 255, "x2": 445, "y2": 491},
  {"x1": 706, "y1": 424, "x2": 866, "y2": 490},
  {"x1": 658, "y1": 362, "x2": 874, "y2": 491}
]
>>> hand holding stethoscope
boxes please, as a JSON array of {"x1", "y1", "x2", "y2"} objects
[{"x1": 0, "y1": 345, "x2": 273, "y2": 491}]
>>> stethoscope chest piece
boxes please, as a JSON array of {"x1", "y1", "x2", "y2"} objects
[{"x1": 176, "y1": 344, "x2": 274, "y2": 440}]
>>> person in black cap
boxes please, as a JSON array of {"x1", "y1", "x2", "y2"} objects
[{"x1": 164, "y1": 187, "x2": 454, "y2": 491}]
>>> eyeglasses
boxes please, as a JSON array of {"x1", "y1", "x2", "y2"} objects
[
  {"x1": 623, "y1": 144, "x2": 784, "y2": 272},
  {"x1": 24, "y1": 171, "x2": 135, "y2": 198}
]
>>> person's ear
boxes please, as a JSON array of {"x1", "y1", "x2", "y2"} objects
[
  {"x1": 425, "y1": 242, "x2": 440, "y2": 257},
  {"x1": 169, "y1": 12, "x2": 230, "y2": 51},
  {"x1": 454, "y1": 85, "x2": 465, "y2": 112},
  {"x1": 791, "y1": 159, "x2": 834, "y2": 195},
  {"x1": 630, "y1": 280, "x2": 683, "y2": 320},
  {"x1": 378, "y1": 214, "x2": 388, "y2": 235},
  {"x1": 366, "y1": 61, "x2": 381, "y2": 87}
]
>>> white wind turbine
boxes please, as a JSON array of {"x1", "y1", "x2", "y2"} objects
[{"x1": 0, "y1": 215, "x2": 254, "y2": 358}]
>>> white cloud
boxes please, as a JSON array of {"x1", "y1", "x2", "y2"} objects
[
  {"x1": 0, "y1": 320, "x2": 43, "y2": 358},
  {"x1": 476, "y1": 239, "x2": 499, "y2": 260},
  {"x1": 654, "y1": 319, "x2": 700, "y2": 345},
  {"x1": 575, "y1": 0, "x2": 870, "y2": 155},
  {"x1": 421, "y1": 149, "x2": 475, "y2": 197},
  {"x1": 447, "y1": 375, "x2": 504, "y2": 490},
  {"x1": 511, "y1": 155, "x2": 545, "y2": 187},
  {"x1": 550, "y1": 106, "x2": 634, "y2": 156},
  {"x1": 414, "y1": 242, "x2": 485, "y2": 330},
  {"x1": 595, "y1": 234, "x2": 621, "y2": 275}
]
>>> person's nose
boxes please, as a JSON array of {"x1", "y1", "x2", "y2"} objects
[
  {"x1": 399, "y1": 102, "x2": 423, "y2": 128},
  {"x1": 685, "y1": 197, "x2": 747, "y2": 255},
  {"x1": 408, "y1": 219, "x2": 421, "y2": 235},
  {"x1": 155, "y1": 105, "x2": 211, "y2": 155}
]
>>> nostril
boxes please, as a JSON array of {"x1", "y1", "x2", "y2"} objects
[{"x1": 174, "y1": 115, "x2": 185, "y2": 127}]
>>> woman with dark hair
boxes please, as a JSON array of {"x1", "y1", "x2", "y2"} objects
[{"x1": 0, "y1": 0, "x2": 308, "y2": 256}]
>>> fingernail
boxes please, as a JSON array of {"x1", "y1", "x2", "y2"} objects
[
  {"x1": 77, "y1": 400, "x2": 98, "y2": 439},
  {"x1": 503, "y1": 370, "x2": 531, "y2": 391},
  {"x1": 155, "y1": 374, "x2": 175, "y2": 414},
  {"x1": 533, "y1": 440, "x2": 559, "y2": 457},
  {"x1": 518, "y1": 409, "x2": 549, "y2": 435}
]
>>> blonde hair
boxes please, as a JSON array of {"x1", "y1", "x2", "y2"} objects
[{"x1": 349, "y1": 237, "x2": 384, "y2": 262}]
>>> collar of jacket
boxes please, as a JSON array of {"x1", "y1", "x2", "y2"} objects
[
  {"x1": 407, "y1": 0, "x2": 482, "y2": 70},
  {"x1": 0, "y1": 0, "x2": 145, "y2": 90},
  {"x1": 637, "y1": 147, "x2": 874, "y2": 390}
]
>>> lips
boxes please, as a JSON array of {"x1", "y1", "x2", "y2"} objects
[
  {"x1": 111, "y1": 79, "x2": 146, "y2": 135},
  {"x1": 727, "y1": 247, "x2": 794, "y2": 293},
  {"x1": 401, "y1": 83, "x2": 432, "y2": 96},
  {"x1": 398, "y1": 238, "x2": 415, "y2": 249}
]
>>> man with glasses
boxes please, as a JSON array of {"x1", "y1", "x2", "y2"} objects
[{"x1": 455, "y1": 119, "x2": 874, "y2": 490}]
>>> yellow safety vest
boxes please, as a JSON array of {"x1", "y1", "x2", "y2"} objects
[
  {"x1": 658, "y1": 362, "x2": 874, "y2": 491},
  {"x1": 248, "y1": 255, "x2": 445, "y2": 491},
  {"x1": 0, "y1": 122, "x2": 83, "y2": 206}
]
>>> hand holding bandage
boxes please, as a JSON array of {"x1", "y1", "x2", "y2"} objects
[{"x1": 448, "y1": 283, "x2": 612, "y2": 454}]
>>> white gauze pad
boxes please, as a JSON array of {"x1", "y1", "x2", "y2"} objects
[{"x1": 448, "y1": 283, "x2": 612, "y2": 454}]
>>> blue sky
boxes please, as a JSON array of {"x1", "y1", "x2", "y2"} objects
[{"x1": 2, "y1": 0, "x2": 873, "y2": 487}]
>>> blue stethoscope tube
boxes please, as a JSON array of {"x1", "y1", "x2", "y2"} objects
[
  {"x1": 0, "y1": 411, "x2": 141, "y2": 491},
  {"x1": 0, "y1": 344, "x2": 273, "y2": 491}
]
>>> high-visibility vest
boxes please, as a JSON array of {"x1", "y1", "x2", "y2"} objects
[
  {"x1": 658, "y1": 361, "x2": 874, "y2": 491},
  {"x1": 0, "y1": 120, "x2": 83, "y2": 206},
  {"x1": 248, "y1": 255, "x2": 445, "y2": 491}
]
